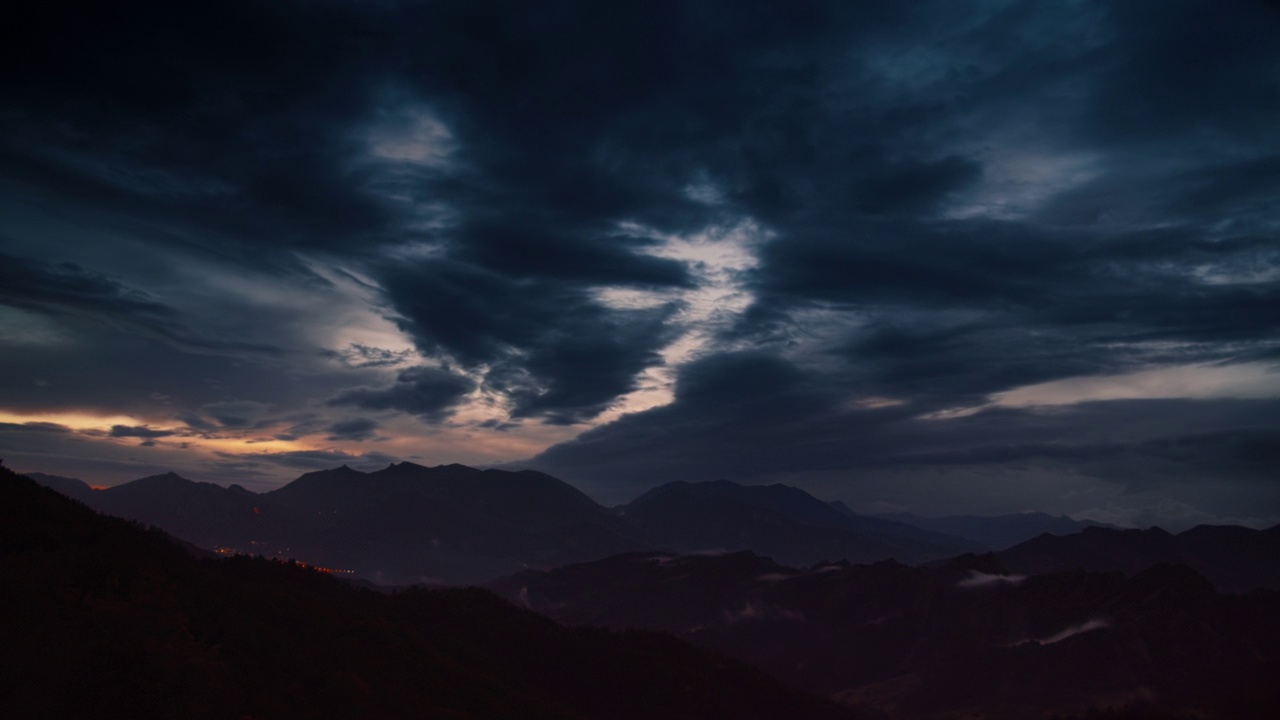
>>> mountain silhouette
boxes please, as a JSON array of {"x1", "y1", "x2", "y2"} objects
[
  {"x1": 493, "y1": 549, "x2": 1280, "y2": 719},
  {"x1": 37, "y1": 464, "x2": 1275, "y2": 595},
  {"x1": 25, "y1": 471, "x2": 95, "y2": 503},
  {"x1": 998, "y1": 523, "x2": 1280, "y2": 593},
  {"x1": 617, "y1": 480, "x2": 982, "y2": 566},
  {"x1": 0, "y1": 462, "x2": 859, "y2": 720},
  {"x1": 263, "y1": 462, "x2": 651, "y2": 583},
  {"x1": 870, "y1": 508, "x2": 1113, "y2": 550},
  {"x1": 88, "y1": 471, "x2": 271, "y2": 549},
  {"x1": 33, "y1": 462, "x2": 652, "y2": 585},
  {"x1": 32, "y1": 467, "x2": 982, "y2": 584},
  {"x1": 16, "y1": 460, "x2": 1280, "y2": 718}
]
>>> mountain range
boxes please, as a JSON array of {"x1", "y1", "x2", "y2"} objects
[
  {"x1": 1, "y1": 463, "x2": 857, "y2": 720},
  {"x1": 492, "y1": 550, "x2": 1280, "y2": 719},
  {"x1": 28, "y1": 464, "x2": 1279, "y2": 593},
  {"x1": 998, "y1": 523, "x2": 1280, "y2": 594},
  {"x1": 616, "y1": 480, "x2": 984, "y2": 566},
  {"x1": 30, "y1": 465, "x2": 978, "y2": 584},
  {"x1": 38, "y1": 463, "x2": 648, "y2": 585},
  {"x1": 13, "y1": 461, "x2": 1280, "y2": 718},
  {"x1": 869, "y1": 508, "x2": 1114, "y2": 550}
]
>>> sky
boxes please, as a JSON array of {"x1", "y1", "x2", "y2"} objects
[{"x1": 2, "y1": 0, "x2": 1278, "y2": 529}]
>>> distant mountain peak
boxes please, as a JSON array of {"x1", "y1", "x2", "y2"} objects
[
  {"x1": 293, "y1": 465, "x2": 366, "y2": 481},
  {"x1": 132, "y1": 471, "x2": 194, "y2": 486}
]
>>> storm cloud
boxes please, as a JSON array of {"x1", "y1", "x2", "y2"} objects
[
  {"x1": 327, "y1": 366, "x2": 476, "y2": 423},
  {"x1": 1, "y1": 0, "x2": 1277, "y2": 524}
]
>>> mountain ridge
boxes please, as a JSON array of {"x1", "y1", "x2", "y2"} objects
[
  {"x1": 29, "y1": 464, "x2": 1278, "y2": 592},
  {"x1": 0, "y1": 462, "x2": 859, "y2": 720},
  {"x1": 871, "y1": 509, "x2": 1116, "y2": 550},
  {"x1": 617, "y1": 479, "x2": 984, "y2": 566},
  {"x1": 29, "y1": 462, "x2": 653, "y2": 585},
  {"x1": 998, "y1": 522, "x2": 1280, "y2": 593},
  {"x1": 492, "y1": 547, "x2": 1280, "y2": 719}
]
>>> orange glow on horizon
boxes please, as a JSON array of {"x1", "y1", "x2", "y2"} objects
[
  {"x1": 0, "y1": 408, "x2": 320, "y2": 454},
  {"x1": 0, "y1": 405, "x2": 586, "y2": 477},
  {"x1": 0, "y1": 409, "x2": 152, "y2": 430}
]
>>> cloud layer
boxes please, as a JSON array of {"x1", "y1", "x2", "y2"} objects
[{"x1": 1, "y1": 0, "x2": 1277, "y2": 526}]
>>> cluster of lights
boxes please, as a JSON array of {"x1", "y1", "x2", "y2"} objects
[
  {"x1": 289, "y1": 560, "x2": 356, "y2": 575},
  {"x1": 210, "y1": 544, "x2": 354, "y2": 575}
]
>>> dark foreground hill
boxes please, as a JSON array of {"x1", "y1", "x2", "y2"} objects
[
  {"x1": 0, "y1": 463, "x2": 857, "y2": 720},
  {"x1": 493, "y1": 551, "x2": 1280, "y2": 719}
]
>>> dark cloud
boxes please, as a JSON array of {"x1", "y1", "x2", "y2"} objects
[
  {"x1": 1084, "y1": 1, "x2": 1280, "y2": 146},
  {"x1": 1165, "y1": 155, "x2": 1280, "y2": 224},
  {"x1": 1, "y1": 1, "x2": 1277, "y2": 522},
  {"x1": 451, "y1": 220, "x2": 692, "y2": 288},
  {"x1": 198, "y1": 401, "x2": 271, "y2": 429},
  {"x1": 752, "y1": 219, "x2": 1080, "y2": 309},
  {"x1": 273, "y1": 418, "x2": 328, "y2": 442},
  {"x1": 530, "y1": 351, "x2": 860, "y2": 498},
  {"x1": 532, "y1": 352, "x2": 1280, "y2": 516},
  {"x1": 1, "y1": 0, "x2": 393, "y2": 258},
  {"x1": 108, "y1": 425, "x2": 176, "y2": 439},
  {"x1": 328, "y1": 366, "x2": 475, "y2": 423},
  {"x1": 735, "y1": 216, "x2": 1280, "y2": 416},
  {"x1": 379, "y1": 263, "x2": 679, "y2": 423},
  {"x1": 0, "y1": 250, "x2": 174, "y2": 332},
  {"x1": 325, "y1": 417, "x2": 381, "y2": 442},
  {"x1": 0, "y1": 421, "x2": 71, "y2": 434},
  {"x1": 327, "y1": 343, "x2": 413, "y2": 369},
  {"x1": 0, "y1": 250, "x2": 282, "y2": 358},
  {"x1": 0, "y1": 320, "x2": 284, "y2": 420},
  {"x1": 175, "y1": 411, "x2": 219, "y2": 432},
  {"x1": 850, "y1": 155, "x2": 984, "y2": 216}
]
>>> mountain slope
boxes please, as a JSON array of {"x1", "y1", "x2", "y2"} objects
[
  {"x1": 25, "y1": 471, "x2": 95, "y2": 503},
  {"x1": 617, "y1": 480, "x2": 980, "y2": 566},
  {"x1": 494, "y1": 550, "x2": 1280, "y2": 719},
  {"x1": 91, "y1": 471, "x2": 273, "y2": 549},
  {"x1": 0, "y1": 462, "x2": 857, "y2": 720},
  {"x1": 31, "y1": 462, "x2": 651, "y2": 585},
  {"x1": 998, "y1": 524, "x2": 1280, "y2": 593},
  {"x1": 33, "y1": 468, "x2": 983, "y2": 584},
  {"x1": 261, "y1": 462, "x2": 651, "y2": 583},
  {"x1": 871, "y1": 509, "x2": 1110, "y2": 550}
]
